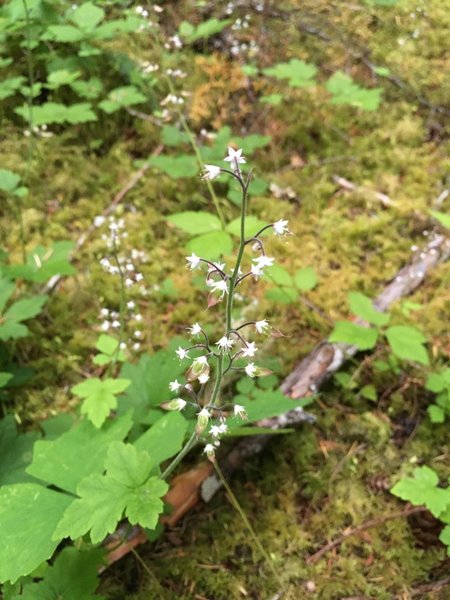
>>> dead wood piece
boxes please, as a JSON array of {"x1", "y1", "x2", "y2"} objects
[{"x1": 332, "y1": 174, "x2": 394, "y2": 207}]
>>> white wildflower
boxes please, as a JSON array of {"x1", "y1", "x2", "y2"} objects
[
  {"x1": 169, "y1": 380, "x2": 182, "y2": 393},
  {"x1": 234, "y1": 404, "x2": 247, "y2": 418},
  {"x1": 273, "y1": 219, "x2": 290, "y2": 236},
  {"x1": 176, "y1": 347, "x2": 189, "y2": 360},
  {"x1": 255, "y1": 320, "x2": 270, "y2": 334},
  {"x1": 224, "y1": 147, "x2": 246, "y2": 165},
  {"x1": 245, "y1": 363, "x2": 257, "y2": 378},
  {"x1": 202, "y1": 165, "x2": 221, "y2": 180},
  {"x1": 186, "y1": 253, "x2": 201, "y2": 270},
  {"x1": 216, "y1": 336, "x2": 235, "y2": 351},
  {"x1": 242, "y1": 342, "x2": 257, "y2": 358},
  {"x1": 188, "y1": 322, "x2": 202, "y2": 337}
]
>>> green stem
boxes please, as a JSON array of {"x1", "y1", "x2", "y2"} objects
[
  {"x1": 160, "y1": 431, "x2": 198, "y2": 480},
  {"x1": 129, "y1": 547, "x2": 169, "y2": 599},
  {"x1": 214, "y1": 461, "x2": 284, "y2": 586}
]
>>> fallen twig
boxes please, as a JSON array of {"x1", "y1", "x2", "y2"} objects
[{"x1": 332, "y1": 174, "x2": 394, "y2": 207}]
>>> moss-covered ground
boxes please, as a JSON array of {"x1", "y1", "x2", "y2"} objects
[{"x1": 1, "y1": 0, "x2": 449, "y2": 597}]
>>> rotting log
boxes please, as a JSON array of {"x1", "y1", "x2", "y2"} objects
[{"x1": 105, "y1": 233, "x2": 450, "y2": 565}]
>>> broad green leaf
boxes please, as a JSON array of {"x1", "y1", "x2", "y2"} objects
[
  {"x1": 229, "y1": 388, "x2": 311, "y2": 424},
  {"x1": 430, "y1": 210, "x2": 450, "y2": 229},
  {"x1": 134, "y1": 412, "x2": 188, "y2": 465},
  {"x1": 118, "y1": 345, "x2": 185, "y2": 421},
  {"x1": 0, "y1": 76, "x2": 26, "y2": 100},
  {"x1": 45, "y1": 25, "x2": 85, "y2": 42},
  {"x1": 427, "y1": 404, "x2": 445, "y2": 423},
  {"x1": 46, "y1": 69, "x2": 81, "y2": 89},
  {"x1": 5, "y1": 241, "x2": 75, "y2": 283},
  {"x1": 265, "y1": 264, "x2": 293, "y2": 287},
  {"x1": 329, "y1": 321, "x2": 378, "y2": 350},
  {"x1": 70, "y1": 77, "x2": 103, "y2": 99},
  {"x1": 161, "y1": 125, "x2": 189, "y2": 146},
  {"x1": 360, "y1": 384, "x2": 377, "y2": 401},
  {"x1": 187, "y1": 231, "x2": 233, "y2": 260},
  {"x1": 179, "y1": 18, "x2": 231, "y2": 42},
  {"x1": 263, "y1": 59, "x2": 317, "y2": 88},
  {"x1": 385, "y1": 325, "x2": 429, "y2": 365},
  {"x1": 70, "y1": 2, "x2": 105, "y2": 30},
  {"x1": 0, "y1": 276, "x2": 15, "y2": 311},
  {"x1": 99, "y1": 86, "x2": 146, "y2": 112},
  {"x1": 0, "y1": 169, "x2": 21, "y2": 194},
  {"x1": 72, "y1": 378, "x2": 131, "y2": 428},
  {"x1": 148, "y1": 155, "x2": 198, "y2": 178},
  {"x1": 426, "y1": 372, "x2": 446, "y2": 393},
  {"x1": 391, "y1": 466, "x2": 450, "y2": 518},
  {"x1": 15, "y1": 102, "x2": 96, "y2": 126},
  {"x1": 27, "y1": 415, "x2": 133, "y2": 494},
  {"x1": 17, "y1": 547, "x2": 104, "y2": 600},
  {"x1": 294, "y1": 267, "x2": 317, "y2": 291},
  {"x1": 348, "y1": 292, "x2": 390, "y2": 326},
  {"x1": 439, "y1": 526, "x2": 450, "y2": 554},
  {"x1": 0, "y1": 321, "x2": 28, "y2": 341},
  {"x1": 265, "y1": 287, "x2": 297, "y2": 304},
  {"x1": 93, "y1": 334, "x2": 126, "y2": 365},
  {"x1": 226, "y1": 216, "x2": 268, "y2": 238},
  {"x1": 168, "y1": 210, "x2": 222, "y2": 234},
  {"x1": 326, "y1": 71, "x2": 382, "y2": 111},
  {"x1": 4, "y1": 295, "x2": 47, "y2": 322},
  {"x1": 0, "y1": 372, "x2": 13, "y2": 388},
  {"x1": 53, "y1": 442, "x2": 169, "y2": 543},
  {"x1": 260, "y1": 94, "x2": 283, "y2": 105},
  {"x1": 0, "y1": 484, "x2": 72, "y2": 583},
  {"x1": 0, "y1": 416, "x2": 40, "y2": 485}
]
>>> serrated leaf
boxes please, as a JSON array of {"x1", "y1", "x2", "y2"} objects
[
  {"x1": 27, "y1": 415, "x2": 132, "y2": 494},
  {"x1": 4, "y1": 241, "x2": 75, "y2": 283},
  {"x1": 263, "y1": 59, "x2": 317, "y2": 88},
  {"x1": 0, "y1": 484, "x2": 72, "y2": 583},
  {"x1": 168, "y1": 211, "x2": 222, "y2": 234},
  {"x1": 329, "y1": 321, "x2": 378, "y2": 350},
  {"x1": 93, "y1": 334, "x2": 125, "y2": 365},
  {"x1": 72, "y1": 378, "x2": 131, "y2": 428},
  {"x1": 0, "y1": 76, "x2": 26, "y2": 100},
  {"x1": 53, "y1": 442, "x2": 168, "y2": 543},
  {"x1": 326, "y1": 71, "x2": 382, "y2": 111},
  {"x1": 294, "y1": 266, "x2": 317, "y2": 291},
  {"x1": 385, "y1": 325, "x2": 429, "y2": 365},
  {"x1": 391, "y1": 466, "x2": 450, "y2": 518},
  {"x1": 348, "y1": 292, "x2": 390, "y2": 326}
]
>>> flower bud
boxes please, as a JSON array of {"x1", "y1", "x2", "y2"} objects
[
  {"x1": 196, "y1": 407, "x2": 210, "y2": 434},
  {"x1": 166, "y1": 398, "x2": 187, "y2": 411},
  {"x1": 186, "y1": 356, "x2": 210, "y2": 382}
]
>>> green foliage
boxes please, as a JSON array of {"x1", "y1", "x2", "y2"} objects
[
  {"x1": 134, "y1": 412, "x2": 188, "y2": 465},
  {"x1": 93, "y1": 334, "x2": 126, "y2": 366},
  {"x1": 0, "y1": 281, "x2": 47, "y2": 342},
  {"x1": 265, "y1": 264, "x2": 318, "y2": 304},
  {"x1": 178, "y1": 18, "x2": 231, "y2": 42},
  {"x1": 15, "y1": 102, "x2": 97, "y2": 125},
  {"x1": 0, "y1": 483, "x2": 73, "y2": 583},
  {"x1": 71, "y1": 378, "x2": 131, "y2": 428},
  {"x1": 329, "y1": 321, "x2": 378, "y2": 350},
  {"x1": 148, "y1": 155, "x2": 198, "y2": 178},
  {"x1": 425, "y1": 369, "x2": 450, "y2": 423},
  {"x1": 0, "y1": 416, "x2": 40, "y2": 485},
  {"x1": 0, "y1": 169, "x2": 28, "y2": 198},
  {"x1": 385, "y1": 325, "x2": 429, "y2": 365},
  {"x1": 26, "y1": 415, "x2": 133, "y2": 494},
  {"x1": 168, "y1": 211, "x2": 222, "y2": 234},
  {"x1": 118, "y1": 346, "x2": 185, "y2": 421},
  {"x1": 98, "y1": 86, "x2": 146, "y2": 113},
  {"x1": 53, "y1": 441, "x2": 168, "y2": 544},
  {"x1": 430, "y1": 210, "x2": 450, "y2": 229},
  {"x1": 14, "y1": 546, "x2": 104, "y2": 600},
  {"x1": 329, "y1": 293, "x2": 429, "y2": 363},
  {"x1": 325, "y1": 71, "x2": 382, "y2": 111},
  {"x1": 5, "y1": 241, "x2": 75, "y2": 283},
  {"x1": 391, "y1": 466, "x2": 450, "y2": 555},
  {"x1": 263, "y1": 58, "x2": 317, "y2": 88},
  {"x1": 348, "y1": 292, "x2": 390, "y2": 327}
]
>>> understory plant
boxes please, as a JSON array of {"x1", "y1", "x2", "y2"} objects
[{"x1": 0, "y1": 146, "x2": 304, "y2": 592}]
